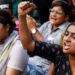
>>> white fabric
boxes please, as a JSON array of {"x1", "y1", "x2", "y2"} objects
[
  {"x1": 0, "y1": 31, "x2": 18, "y2": 75},
  {"x1": 0, "y1": 4, "x2": 9, "y2": 9},
  {"x1": 7, "y1": 37, "x2": 29, "y2": 75},
  {"x1": 38, "y1": 21, "x2": 70, "y2": 45},
  {"x1": 29, "y1": 56, "x2": 50, "y2": 69},
  {"x1": 0, "y1": 31, "x2": 29, "y2": 75}
]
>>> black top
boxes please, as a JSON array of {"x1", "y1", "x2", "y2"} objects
[{"x1": 28, "y1": 41, "x2": 72, "y2": 75}]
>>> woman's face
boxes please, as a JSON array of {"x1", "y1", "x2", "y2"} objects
[
  {"x1": 49, "y1": 6, "x2": 68, "y2": 26},
  {"x1": 63, "y1": 25, "x2": 75, "y2": 55},
  {"x1": 0, "y1": 23, "x2": 9, "y2": 44}
]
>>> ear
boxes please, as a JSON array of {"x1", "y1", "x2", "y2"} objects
[
  {"x1": 6, "y1": 24, "x2": 10, "y2": 32},
  {"x1": 65, "y1": 15, "x2": 69, "y2": 21}
]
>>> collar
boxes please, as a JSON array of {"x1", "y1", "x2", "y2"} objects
[{"x1": 49, "y1": 21, "x2": 70, "y2": 31}]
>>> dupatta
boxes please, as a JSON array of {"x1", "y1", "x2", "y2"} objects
[{"x1": 0, "y1": 31, "x2": 17, "y2": 75}]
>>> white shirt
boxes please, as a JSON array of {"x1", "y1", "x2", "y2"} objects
[
  {"x1": 7, "y1": 36, "x2": 29, "y2": 75},
  {"x1": 0, "y1": 32, "x2": 29, "y2": 75}
]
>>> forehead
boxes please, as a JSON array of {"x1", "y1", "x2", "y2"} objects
[
  {"x1": 52, "y1": 6, "x2": 63, "y2": 10},
  {"x1": 67, "y1": 25, "x2": 75, "y2": 33}
]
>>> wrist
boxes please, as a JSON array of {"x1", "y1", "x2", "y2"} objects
[
  {"x1": 18, "y1": 14, "x2": 26, "y2": 19},
  {"x1": 31, "y1": 28, "x2": 37, "y2": 35}
]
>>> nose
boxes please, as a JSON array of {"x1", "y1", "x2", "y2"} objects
[
  {"x1": 50, "y1": 11, "x2": 57, "y2": 17},
  {"x1": 64, "y1": 34, "x2": 71, "y2": 42}
]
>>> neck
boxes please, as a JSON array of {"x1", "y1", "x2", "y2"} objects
[
  {"x1": 51, "y1": 24, "x2": 60, "y2": 32},
  {"x1": 69, "y1": 55, "x2": 75, "y2": 75},
  {"x1": 69, "y1": 55, "x2": 75, "y2": 64},
  {"x1": 0, "y1": 34, "x2": 9, "y2": 44},
  {"x1": 51, "y1": 21, "x2": 65, "y2": 31}
]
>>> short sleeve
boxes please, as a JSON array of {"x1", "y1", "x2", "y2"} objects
[{"x1": 7, "y1": 40, "x2": 29, "y2": 72}]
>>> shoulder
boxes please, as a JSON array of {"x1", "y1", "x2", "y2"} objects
[
  {"x1": 7, "y1": 38, "x2": 28, "y2": 72},
  {"x1": 9, "y1": 37, "x2": 28, "y2": 57},
  {"x1": 38, "y1": 21, "x2": 50, "y2": 31}
]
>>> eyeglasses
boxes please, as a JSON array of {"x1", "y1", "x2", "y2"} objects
[{"x1": 49, "y1": 9, "x2": 63, "y2": 15}]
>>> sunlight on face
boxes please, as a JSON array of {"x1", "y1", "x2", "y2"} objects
[{"x1": 63, "y1": 25, "x2": 75, "y2": 55}]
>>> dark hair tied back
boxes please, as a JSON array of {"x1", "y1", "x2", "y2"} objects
[{"x1": 0, "y1": 10, "x2": 16, "y2": 34}]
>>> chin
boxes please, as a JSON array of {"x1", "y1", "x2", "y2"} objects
[
  {"x1": 50, "y1": 21, "x2": 56, "y2": 24},
  {"x1": 63, "y1": 49, "x2": 69, "y2": 54},
  {"x1": 50, "y1": 20, "x2": 55, "y2": 24}
]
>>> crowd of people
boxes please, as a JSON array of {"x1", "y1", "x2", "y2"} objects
[
  {"x1": 0, "y1": 0, "x2": 75, "y2": 75},
  {"x1": 18, "y1": 1, "x2": 75, "y2": 75},
  {"x1": 26, "y1": 0, "x2": 72, "y2": 74}
]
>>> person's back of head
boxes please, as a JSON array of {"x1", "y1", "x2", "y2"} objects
[
  {"x1": 0, "y1": 0, "x2": 13, "y2": 15},
  {"x1": 0, "y1": 9, "x2": 16, "y2": 34}
]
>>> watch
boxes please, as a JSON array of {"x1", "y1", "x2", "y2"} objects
[{"x1": 31, "y1": 28, "x2": 37, "y2": 34}]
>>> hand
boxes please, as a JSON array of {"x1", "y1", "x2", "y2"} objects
[
  {"x1": 26, "y1": 15, "x2": 36, "y2": 31},
  {"x1": 18, "y1": 1, "x2": 35, "y2": 16}
]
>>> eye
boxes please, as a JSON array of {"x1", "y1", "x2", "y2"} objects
[
  {"x1": 72, "y1": 33, "x2": 75, "y2": 39},
  {"x1": 64, "y1": 31, "x2": 69, "y2": 36},
  {"x1": 49, "y1": 9, "x2": 54, "y2": 13},
  {"x1": 49, "y1": 9, "x2": 63, "y2": 15},
  {"x1": 56, "y1": 10, "x2": 63, "y2": 15}
]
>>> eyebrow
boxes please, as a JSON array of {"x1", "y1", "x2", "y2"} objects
[{"x1": 66, "y1": 30, "x2": 75, "y2": 34}]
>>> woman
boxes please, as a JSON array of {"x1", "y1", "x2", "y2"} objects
[
  {"x1": 0, "y1": 9, "x2": 28, "y2": 75},
  {"x1": 25, "y1": 1, "x2": 72, "y2": 74},
  {"x1": 18, "y1": 1, "x2": 75, "y2": 75}
]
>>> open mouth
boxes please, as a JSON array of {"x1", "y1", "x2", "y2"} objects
[
  {"x1": 50, "y1": 19, "x2": 56, "y2": 23},
  {"x1": 63, "y1": 42, "x2": 70, "y2": 50},
  {"x1": 50, "y1": 17, "x2": 57, "y2": 23}
]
